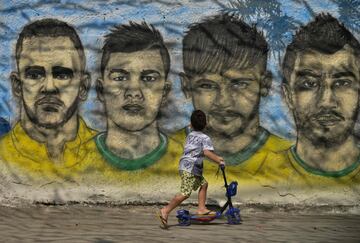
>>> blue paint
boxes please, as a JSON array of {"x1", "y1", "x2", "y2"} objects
[
  {"x1": 0, "y1": 117, "x2": 10, "y2": 137},
  {"x1": 0, "y1": 0, "x2": 358, "y2": 137}
]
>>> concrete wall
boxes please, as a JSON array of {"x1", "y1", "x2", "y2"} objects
[{"x1": 0, "y1": 0, "x2": 359, "y2": 206}]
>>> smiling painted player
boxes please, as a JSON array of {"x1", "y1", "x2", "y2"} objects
[{"x1": 180, "y1": 14, "x2": 293, "y2": 185}]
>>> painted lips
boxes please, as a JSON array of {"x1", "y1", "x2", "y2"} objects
[
  {"x1": 210, "y1": 111, "x2": 240, "y2": 122},
  {"x1": 313, "y1": 114, "x2": 343, "y2": 126},
  {"x1": 122, "y1": 104, "x2": 144, "y2": 113},
  {"x1": 36, "y1": 97, "x2": 63, "y2": 112}
]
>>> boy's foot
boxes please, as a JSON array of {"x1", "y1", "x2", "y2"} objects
[
  {"x1": 157, "y1": 209, "x2": 168, "y2": 229},
  {"x1": 196, "y1": 209, "x2": 216, "y2": 215}
]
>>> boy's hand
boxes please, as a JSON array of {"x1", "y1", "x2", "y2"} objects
[{"x1": 219, "y1": 157, "x2": 225, "y2": 169}]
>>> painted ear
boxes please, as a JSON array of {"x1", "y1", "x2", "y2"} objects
[
  {"x1": 10, "y1": 71, "x2": 22, "y2": 98},
  {"x1": 96, "y1": 78, "x2": 105, "y2": 102},
  {"x1": 282, "y1": 81, "x2": 294, "y2": 110},
  {"x1": 161, "y1": 81, "x2": 172, "y2": 105},
  {"x1": 79, "y1": 72, "x2": 90, "y2": 101},
  {"x1": 260, "y1": 71, "x2": 272, "y2": 97},
  {"x1": 180, "y1": 72, "x2": 191, "y2": 99}
]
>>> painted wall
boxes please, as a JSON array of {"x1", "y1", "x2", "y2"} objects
[{"x1": 0, "y1": 0, "x2": 359, "y2": 206}]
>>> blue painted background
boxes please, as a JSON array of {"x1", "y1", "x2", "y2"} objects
[{"x1": 0, "y1": 0, "x2": 359, "y2": 139}]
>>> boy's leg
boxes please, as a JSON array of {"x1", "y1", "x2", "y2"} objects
[
  {"x1": 161, "y1": 194, "x2": 188, "y2": 221},
  {"x1": 197, "y1": 182, "x2": 211, "y2": 214},
  {"x1": 160, "y1": 171, "x2": 192, "y2": 221}
]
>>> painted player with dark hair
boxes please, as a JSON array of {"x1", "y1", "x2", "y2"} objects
[
  {"x1": 0, "y1": 19, "x2": 97, "y2": 182},
  {"x1": 181, "y1": 13, "x2": 292, "y2": 185},
  {"x1": 91, "y1": 22, "x2": 183, "y2": 185},
  {"x1": 261, "y1": 14, "x2": 360, "y2": 189}
]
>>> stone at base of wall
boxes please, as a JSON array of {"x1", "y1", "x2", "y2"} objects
[{"x1": 1, "y1": 182, "x2": 359, "y2": 215}]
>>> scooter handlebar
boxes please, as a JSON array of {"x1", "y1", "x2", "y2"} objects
[{"x1": 220, "y1": 163, "x2": 225, "y2": 171}]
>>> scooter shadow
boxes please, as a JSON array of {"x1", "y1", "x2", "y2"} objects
[{"x1": 167, "y1": 219, "x2": 242, "y2": 229}]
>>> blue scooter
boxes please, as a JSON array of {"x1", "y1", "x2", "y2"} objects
[{"x1": 176, "y1": 165, "x2": 241, "y2": 225}]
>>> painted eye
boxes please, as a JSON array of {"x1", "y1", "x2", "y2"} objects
[
  {"x1": 113, "y1": 76, "x2": 127, "y2": 81},
  {"x1": 200, "y1": 83, "x2": 214, "y2": 89},
  {"x1": 141, "y1": 76, "x2": 157, "y2": 82},
  {"x1": 232, "y1": 81, "x2": 249, "y2": 89},
  {"x1": 302, "y1": 80, "x2": 318, "y2": 89},
  {"x1": 25, "y1": 73, "x2": 44, "y2": 80},
  {"x1": 333, "y1": 79, "x2": 351, "y2": 87},
  {"x1": 55, "y1": 74, "x2": 71, "y2": 80}
]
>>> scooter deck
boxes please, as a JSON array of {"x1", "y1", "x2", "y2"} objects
[{"x1": 190, "y1": 213, "x2": 218, "y2": 222}]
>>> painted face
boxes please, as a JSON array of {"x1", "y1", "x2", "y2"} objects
[
  {"x1": 101, "y1": 50, "x2": 167, "y2": 131},
  {"x1": 17, "y1": 37, "x2": 85, "y2": 128},
  {"x1": 286, "y1": 46, "x2": 360, "y2": 147},
  {"x1": 188, "y1": 63, "x2": 264, "y2": 137}
]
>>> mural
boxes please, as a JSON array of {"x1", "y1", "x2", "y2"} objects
[
  {"x1": 260, "y1": 14, "x2": 360, "y2": 192},
  {"x1": 0, "y1": 0, "x2": 359, "y2": 204}
]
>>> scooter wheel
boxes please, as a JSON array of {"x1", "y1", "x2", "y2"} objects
[
  {"x1": 226, "y1": 210, "x2": 241, "y2": 224},
  {"x1": 178, "y1": 217, "x2": 191, "y2": 226}
]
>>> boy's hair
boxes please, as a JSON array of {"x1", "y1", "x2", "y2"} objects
[
  {"x1": 282, "y1": 13, "x2": 360, "y2": 84},
  {"x1": 183, "y1": 13, "x2": 268, "y2": 77},
  {"x1": 191, "y1": 110, "x2": 207, "y2": 131},
  {"x1": 15, "y1": 18, "x2": 86, "y2": 72},
  {"x1": 101, "y1": 21, "x2": 170, "y2": 78}
]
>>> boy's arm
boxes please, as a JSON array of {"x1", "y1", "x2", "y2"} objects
[{"x1": 203, "y1": 150, "x2": 225, "y2": 165}]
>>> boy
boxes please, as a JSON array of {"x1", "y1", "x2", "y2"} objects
[{"x1": 158, "y1": 110, "x2": 225, "y2": 229}]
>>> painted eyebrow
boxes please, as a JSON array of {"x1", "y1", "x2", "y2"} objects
[
  {"x1": 52, "y1": 66, "x2": 74, "y2": 75},
  {"x1": 109, "y1": 69, "x2": 130, "y2": 75},
  {"x1": 194, "y1": 78, "x2": 218, "y2": 83},
  {"x1": 296, "y1": 70, "x2": 321, "y2": 78},
  {"x1": 332, "y1": 71, "x2": 356, "y2": 79},
  {"x1": 25, "y1": 66, "x2": 45, "y2": 73},
  {"x1": 140, "y1": 70, "x2": 161, "y2": 76},
  {"x1": 230, "y1": 78, "x2": 255, "y2": 82}
]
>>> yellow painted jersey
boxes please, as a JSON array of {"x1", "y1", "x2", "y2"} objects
[
  {"x1": 0, "y1": 117, "x2": 98, "y2": 183},
  {"x1": 256, "y1": 146, "x2": 360, "y2": 193},
  {"x1": 85, "y1": 129, "x2": 185, "y2": 187},
  {"x1": 203, "y1": 129, "x2": 294, "y2": 187}
]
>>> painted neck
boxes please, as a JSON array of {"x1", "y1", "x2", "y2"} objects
[
  {"x1": 296, "y1": 134, "x2": 360, "y2": 171},
  {"x1": 207, "y1": 116, "x2": 261, "y2": 154},
  {"x1": 20, "y1": 108, "x2": 79, "y2": 163},
  {"x1": 105, "y1": 120, "x2": 161, "y2": 160}
]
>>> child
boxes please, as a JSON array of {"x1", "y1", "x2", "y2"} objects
[{"x1": 158, "y1": 110, "x2": 225, "y2": 229}]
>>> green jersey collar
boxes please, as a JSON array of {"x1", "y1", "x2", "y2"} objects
[
  {"x1": 290, "y1": 146, "x2": 360, "y2": 178},
  {"x1": 185, "y1": 126, "x2": 269, "y2": 165},
  {"x1": 95, "y1": 132, "x2": 168, "y2": 171},
  {"x1": 222, "y1": 127, "x2": 269, "y2": 165}
]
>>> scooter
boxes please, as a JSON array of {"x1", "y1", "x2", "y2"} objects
[{"x1": 176, "y1": 165, "x2": 241, "y2": 225}]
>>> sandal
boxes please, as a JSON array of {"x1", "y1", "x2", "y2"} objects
[
  {"x1": 157, "y1": 210, "x2": 168, "y2": 229},
  {"x1": 198, "y1": 210, "x2": 216, "y2": 215}
]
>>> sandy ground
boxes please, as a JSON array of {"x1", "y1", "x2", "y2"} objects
[{"x1": 0, "y1": 205, "x2": 359, "y2": 242}]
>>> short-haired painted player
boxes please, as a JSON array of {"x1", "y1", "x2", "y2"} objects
[
  {"x1": 180, "y1": 13, "x2": 293, "y2": 186},
  {"x1": 259, "y1": 14, "x2": 360, "y2": 191},
  {"x1": 92, "y1": 22, "x2": 183, "y2": 186},
  {"x1": 0, "y1": 19, "x2": 97, "y2": 183},
  {"x1": 158, "y1": 110, "x2": 225, "y2": 229}
]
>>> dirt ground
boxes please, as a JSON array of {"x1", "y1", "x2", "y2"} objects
[{"x1": 0, "y1": 205, "x2": 359, "y2": 242}]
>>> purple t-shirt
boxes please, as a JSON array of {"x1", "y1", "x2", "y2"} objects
[{"x1": 179, "y1": 131, "x2": 214, "y2": 176}]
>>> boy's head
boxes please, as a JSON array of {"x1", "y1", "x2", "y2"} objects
[
  {"x1": 181, "y1": 13, "x2": 271, "y2": 137},
  {"x1": 191, "y1": 110, "x2": 207, "y2": 131},
  {"x1": 97, "y1": 21, "x2": 171, "y2": 132}
]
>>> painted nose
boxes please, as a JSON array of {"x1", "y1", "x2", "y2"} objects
[
  {"x1": 318, "y1": 86, "x2": 337, "y2": 110},
  {"x1": 124, "y1": 80, "x2": 144, "y2": 100},
  {"x1": 215, "y1": 87, "x2": 231, "y2": 108},
  {"x1": 42, "y1": 75, "x2": 59, "y2": 94}
]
